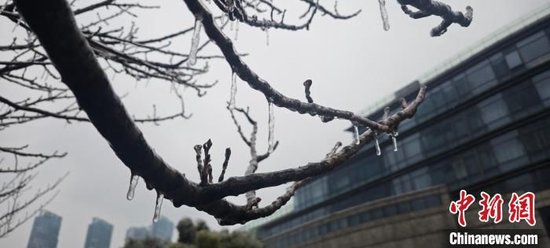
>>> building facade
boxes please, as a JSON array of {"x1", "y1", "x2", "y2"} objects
[
  {"x1": 255, "y1": 5, "x2": 550, "y2": 248},
  {"x1": 84, "y1": 217, "x2": 113, "y2": 248},
  {"x1": 27, "y1": 210, "x2": 62, "y2": 248}
]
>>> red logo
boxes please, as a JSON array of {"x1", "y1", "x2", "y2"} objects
[
  {"x1": 478, "y1": 192, "x2": 503, "y2": 223},
  {"x1": 449, "y1": 190, "x2": 536, "y2": 227},
  {"x1": 508, "y1": 192, "x2": 536, "y2": 226},
  {"x1": 449, "y1": 190, "x2": 476, "y2": 227}
]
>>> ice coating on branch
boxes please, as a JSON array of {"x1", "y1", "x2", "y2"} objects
[
  {"x1": 126, "y1": 174, "x2": 139, "y2": 200},
  {"x1": 353, "y1": 125, "x2": 360, "y2": 145},
  {"x1": 268, "y1": 101, "x2": 275, "y2": 152},
  {"x1": 188, "y1": 18, "x2": 203, "y2": 66},
  {"x1": 234, "y1": 21, "x2": 239, "y2": 41},
  {"x1": 265, "y1": 29, "x2": 270, "y2": 46},
  {"x1": 229, "y1": 72, "x2": 237, "y2": 109},
  {"x1": 12, "y1": 17, "x2": 21, "y2": 32},
  {"x1": 391, "y1": 131, "x2": 398, "y2": 152},
  {"x1": 374, "y1": 133, "x2": 381, "y2": 156},
  {"x1": 378, "y1": 0, "x2": 390, "y2": 31},
  {"x1": 152, "y1": 192, "x2": 164, "y2": 223}
]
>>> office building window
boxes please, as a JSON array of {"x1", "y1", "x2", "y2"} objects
[
  {"x1": 503, "y1": 81, "x2": 542, "y2": 117},
  {"x1": 505, "y1": 50, "x2": 523, "y2": 69},
  {"x1": 478, "y1": 93, "x2": 510, "y2": 127},
  {"x1": 490, "y1": 52, "x2": 511, "y2": 78},
  {"x1": 466, "y1": 60, "x2": 497, "y2": 93},
  {"x1": 491, "y1": 131, "x2": 526, "y2": 165},
  {"x1": 534, "y1": 70, "x2": 550, "y2": 102},
  {"x1": 517, "y1": 31, "x2": 550, "y2": 63}
]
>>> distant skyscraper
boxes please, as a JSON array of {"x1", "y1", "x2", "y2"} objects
[
  {"x1": 125, "y1": 216, "x2": 174, "y2": 242},
  {"x1": 151, "y1": 216, "x2": 174, "y2": 241},
  {"x1": 27, "y1": 210, "x2": 62, "y2": 248},
  {"x1": 125, "y1": 226, "x2": 150, "y2": 241},
  {"x1": 84, "y1": 217, "x2": 113, "y2": 248}
]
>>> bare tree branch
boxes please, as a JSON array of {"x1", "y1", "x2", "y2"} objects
[{"x1": 12, "y1": 0, "x2": 434, "y2": 225}]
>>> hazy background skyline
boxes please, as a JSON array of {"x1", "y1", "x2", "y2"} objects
[{"x1": 2, "y1": 0, "x2": 550, "y2": 247}]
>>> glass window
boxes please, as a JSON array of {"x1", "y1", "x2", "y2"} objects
[
  {"x1": 453, "y1": 73, "x2": 471, "y2": 97},
  {"x1": 440, "y1": 82, "x2": 459, "y2": 107},
  {"x1": 429, "y1": 162, "x2": 448, "y2": 185},
  {"x1": 451, "y1": 158, "x2": 468, "y2": 180},
  {"x1": 505, "y1": 50, "x2": 522, "y2": 69},
  {"x1": 397, "y1": 201, "x2": 411, "y2": 214},
  {"x1": 331, "y1": 173, "x2": 350, "y2": 193},
  {"x1": 430, "y1": 87, "x2": 446, "y2": 110},
  {"x1": 360, "y1": 211, "x2": 371, "y2": 223},
  {"x1": 517, "y1": 31, "x2": 550, "y2": 63},
  {"x1": 371, "y1": 208, "x2": 384, "y2": 220},
  {"x1": 422, "y1": 125, "x2": 446, "y2": 154},
  {"x1": 466, "y1": 60, "x2": 497, "y2": 93},
  {"x1": 384, "y1": 147, "x2": 398, "y2": 170},
  {"x1": 490, "y1": 52, "x2": 510, "y2": 78},
  {"x1": 478, "y1": 94, "x2": 509, "y2": 127},
  {"x1": 403, "y1": 134, "x2": 422, "y2": 158},
  {"x1": 520, "y1": 118, "x2": 550, "y2": 154},
  {"x1": 348, "y1": 214, "x2": 360, "y2": 226},
  {"x1": 448, "y1": 114, "x2": 469, "y2": 143},
  {"x1": 412, "y1": 167, "x2": 431, "y2": 190},
  {"x1": 311, "y1": 183, "x2": 323, "y2": 200},
  {"x1": 503, "y1": 81, "x2": 541, "y2": 116},
  {"x1": 319, "y1": 223, "x2": 328, "y2": 235},
  {"x1": 533, "y1": 70, "x2": 550, "y2": 102},
  {"x1": 411, "y1": 198, "x2": 426, "y2": 211},
  {"x1": 491, "y1": 132, "x2": 526, "y2": 164},
  {"x1": 339, "y1": 218, "x2": 348, "y2": 228},
  {"x1": 478, "y1": 145, "x2": 498, "y2": 169},
  {"x1": 414, "y1": 96, "x2": 435, "y2": 121},
  {"x1": 393, "y1": 174, "x2": 413, "y2": 194},
  {"x1": 384, "y1": 205, "x2": 397, "y2": 217},
  {"x1": 425, "y1": 195, "x2": 442, "y2": 207}
]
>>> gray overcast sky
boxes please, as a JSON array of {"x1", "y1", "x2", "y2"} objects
[{"x1": 1, "y1": 0, "x2": 550, "y2": 247}]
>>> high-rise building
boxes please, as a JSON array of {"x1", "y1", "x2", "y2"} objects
[
  {"x1": 84, "y1": 217, "x2": 113, "y2": 248},
  {"x1": 125, "y1": 216, "x2": 174, "y2": 242},
  {"x1": 125, "y1": 226, "x2": 150, "y2": 241},
  {"x1": 27, "y1": 210, "x2": 62, "y2": 248},
  {"x1": 151, "y1": 216, "x2": 174, "y2": 241},
  {"x1": 253, "y1": 4, "x2": 550, "y2": 248}
]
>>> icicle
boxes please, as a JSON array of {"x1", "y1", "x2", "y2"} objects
[
  {"x1": 188, "y1": 18, "x2": 203, "y2": 66},
  {"x1": 265, "y1": 29, "x2": 270, "y2": 46},
  {"x1": 268, "y1": 101, "x2": 275, "y2": 152},
  {"x1": 126, "y1": 174, "x2": 139, "y2": 201},
  {"x1": 353, "y1": 125, "x2": 360, "y2": 145},
  {"x1": 374, "y1": 132, "x2": 381, "y2": 156},
  {"x1": 391, "y1": 131, "x2": 399, "y2": 152},
  {"x1": 152, "y1": 192, "x2": 164, "y2": 223},
  {"x1": 378, "y1": 0, "x2": 390, "y2": 31},
  {"x1": 12, "y1": 18, "x2": 21, "y2": 32},
  {"x1": 229, "y1": 72, "x2": 237, "y2": 109}
]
